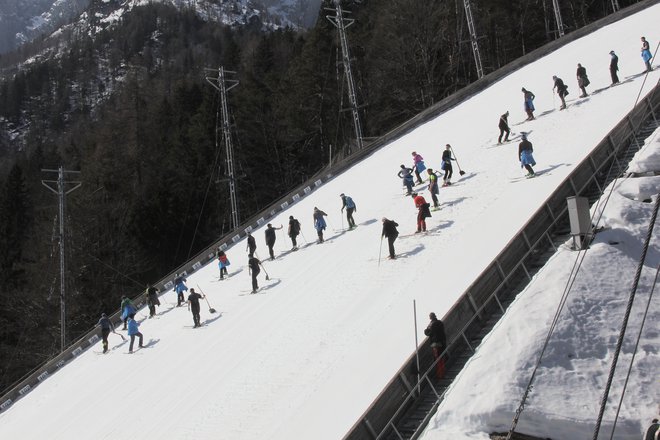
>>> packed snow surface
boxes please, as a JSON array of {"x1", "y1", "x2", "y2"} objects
[{"x1": 0, "y1": 5, "x2": 658, "y2": 440}]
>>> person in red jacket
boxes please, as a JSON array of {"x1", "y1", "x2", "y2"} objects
[{"x1": 412, "y1": 192, "x2": 431, "y2": 233}]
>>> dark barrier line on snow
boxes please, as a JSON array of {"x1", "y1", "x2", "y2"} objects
[
  {"x1": 1, "y1": 0, "x2": 657, "y2": 414},
  {"x1": 341, "y1": 88, "x2": 660, "y2": 440}
]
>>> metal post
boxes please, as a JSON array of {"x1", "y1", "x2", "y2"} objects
[
  {"x1": 551, "y1": 0, "x2": 565, "y2": 38},
  {"x1": 610, "y1": 0, "x2": 620, "y2": 12},
  {"x1": 41, "y1": 166, "x2": 81, "y2": 352},
  {"x1": 326, "y1": 0, "x2": 364, "y2": 152},
  {"x1": 463, "y1": 0, "x2": 484, "y2": 79},
  {"x1": 205, "y1": 67, "x2": 240, "y2": 231},
  {"x1": 413, "y1": 300, "x2": 421, "y2": 395}
]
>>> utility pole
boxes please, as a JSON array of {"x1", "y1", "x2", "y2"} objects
[
  {"x1": 610, "y1": 0, "x2": 620, "y2": 12},
  {"x1": 551, "y1": 0, "x2": 565, "y2": 38},
  {"x1": 463, "y1": 0, "x2": 484, "y2": 79},
  {"x1": 327, "y1": 0, "x2": 364, "y2": 153},
  {"x1": 41, "y1": 167, "x2": 81, "y2": 352},
  {"x1": 205, "y1": 66, "x2": 240, "y2": 231}
]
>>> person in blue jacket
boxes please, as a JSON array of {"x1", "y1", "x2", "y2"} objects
[
  {"x1": 174, "y1": 273, "x2": 188, "y2": 306},
  {"x1": 127, "y1": 313, "x2": 143, "y2": 353},
  {"x1": 641, "y1": 36, "x2": 653, "y2": 72},
  {"x1": 340, "y1": 193, "x2": 357, "y2": 229},
  {"x1": 521, "y1": 87, "x2": 535, "y2": 120},
  {"x1": 120, "y1": 296, "x2": 136, "y2": 330},
  {"x1": 217, "y1": 251, "x2": 230, "y2": 280},
  {"x1": 518, "y1": 133, "x2": 536, "y2": 177},
  {"x1": 398, "y1": 164, "x2": 415, "y2": 195},
  {"x1": 313, "y1": 207, "x2": 328, "y2": 243}
]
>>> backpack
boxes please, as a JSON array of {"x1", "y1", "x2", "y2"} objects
[
  {"x1": 345, "y1": 196, "x2": 355, "y2": 209},
  {"x1": 291, "y1": 220, "x2": 300, "y2": 234}
]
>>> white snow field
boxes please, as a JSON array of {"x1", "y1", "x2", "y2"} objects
[{"x1": 1, "y1": 5, "x2": 659, "y2": 440}]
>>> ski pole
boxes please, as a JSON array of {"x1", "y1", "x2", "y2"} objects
[
  {"x1": 300, "y1": 231, "x2": 308, "y2": 244},
  {"x1": 378, "y1": 236, "x2": 383, "y2": 267},
  {"x1": 261, "y1": 264, "x2": 270, "y2": 281},
  {"x1": 341, "y1": 211, "x2": 344, "y2": 231}
]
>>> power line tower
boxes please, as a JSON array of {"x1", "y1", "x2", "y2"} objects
[
  {"x1": 326, "y1": 0, "x2": 364, "y2": 152},
  {"x1": 551, "y1": 0, "x2": 565, "y2": 38},
  {"x1": 205, "y1": 66, "x2": 240, "y2": 231},
  {"x1": 41, "y1": 167, "x2": 81, "y2": 352},
  {"x1": 463, "y1": 0, "x2": 485, "y2": 79}
]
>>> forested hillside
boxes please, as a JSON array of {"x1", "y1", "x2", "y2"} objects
[{"x1": 0, "y1": 0, "x2": 638, "y2": 392}]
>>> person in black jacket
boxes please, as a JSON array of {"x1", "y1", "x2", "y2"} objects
[
  {"x1": 553, "y1": 75, "x2": 569, "y2": 110},
  {"x1": 97, "y1": 313, "x2": 115, "y2": 353},
  {"x1": 246, "y1": 232, "x2": 256, "y2": 258},
  {"x1": 187, "y1": 288, "x2": 204, "y2": 328},
  {"x1": 381, "y1": 217, "x2": 399, "y2": 259},
  {"x1": 609, "y1": 50, "x2": 620, "y2": 85},
  {"x1": 576, "y1": 63, "x2": 589, "y2": 97},
  {"x1": 424, "y1": 312, "x2": 447, "y2": 378},
  {"x1": 264, "y1": 223, "x2": 282, "y2": 260},
  {"x1": 146, "y1": 284, "x2": 160, "y2": 318},
  {"x1": 498, "y1": 111, "x2": 510, "y2": 144},
  {"x1": 441, "y1": 145, "x2": 454, "y2": 186},
  {"x1": 288, "y1": 216, "x2": 301, "y2": 250},
  {"x1": 248, "y1": 256, "x2": 263, "y2": 293}
]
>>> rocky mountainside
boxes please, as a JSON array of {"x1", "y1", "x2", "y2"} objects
[{"x1": 0, "y1": 0, "x2": 321, "y2": 55}]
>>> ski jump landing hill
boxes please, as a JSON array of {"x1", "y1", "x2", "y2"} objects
[{"x1": 0, "y1": 2, "x2": 659, "y2": 440}]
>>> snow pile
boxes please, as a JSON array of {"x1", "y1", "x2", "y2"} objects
[
  {"x1": 420, "y1": 132, "x2": 660, "y2": 439},
  {"x1": 0, "y1": 5, "x2": 658, "y2": 440}
]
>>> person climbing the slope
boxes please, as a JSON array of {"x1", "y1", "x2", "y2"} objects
[
  {"x1": 217, "y1": 250, "x2": 230, "y2": 280},
  {"x1": 441, "y1": 144, "x2": 455, "y2": 186},
  {"x1": 424, "y1": 312, "x2": 447, "y2": 379},
  {"x1": 518, "y1": 133, "x2": 536, "y2": 178},
  {"x1": 609, "y1": 50, "x2": 620, "y2": 85},
  {"x1": 576, "y1": 63, "x2": 590, "y2": 97},
  {"x1": 340, "y1": 193, "x2": 357, "y2": 229},
  {"x1": 248, "y1": 255, "x2": 264, "y2": 294},
  {"x1": 521, "y1": 87, "x2": 535, "y2": 120},
  {"x1": 427, "y1": 169, "x2": 440, "y2": 209},
  {"x1": 411, "y1": 151, "x2": 426, "y2": 185},
  {"x1": 187, "y1": 287, "x2": 204, "y2": 328},
  {"x1": 265, "y1": 223, "x2": 282, "y2": 260},
  {"x1": 146, "y1": 284, "x2": 160, "y2": 318},
  {"x1": 412, "y1": 192, "x2": 431, "y2": 233},
  {"x1": 288, "y1": 215, "x2": 301, "y2": 250},
  {"x1": 641, "y1": 36, "x2": 653, "y2": 72},
  {"x1": 498, "y1": 111, "x2": 510, "y2": 144},
  {"x1": 552, "y1": 75, "x2": 569, "y2": 110},
  {"x1": 246, "y1": 231, "x2": 257, "y2": 258},
  {"x1": 381, "y1": 217, "x2": 399, "y2": 260},
  {"x1": 313, "y1": 207, "x2": 328, "y2": 243},
  {"x1": 173, "y1": 273, "x2": 188, "y2": 307},
  {"x1": 127, "y1": 313, "x2": 144, "y2": 354},
  {"x1": 97, "y1": 313, "x2": 115, "y2": 354},
  {"x1": 120, "y1": 295, "x2": 136, "y2": 330},
  {"x1": 398, "y1": 164, "x2": 415, "y2": 195}
]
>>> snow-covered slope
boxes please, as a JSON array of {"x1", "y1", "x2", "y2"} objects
[{"x1": 0, "y1": 5, "x2": 658, "y2": 440}]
